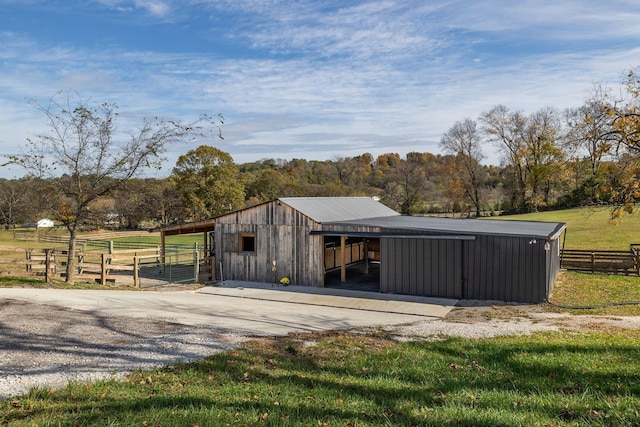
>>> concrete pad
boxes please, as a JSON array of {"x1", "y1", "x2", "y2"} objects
[
  {"x1": 199, "y1": 281, "x2": 457, "y2": 318},
  {"x1": 0, "y1": 287, "x2": 443, "y2": 337}
]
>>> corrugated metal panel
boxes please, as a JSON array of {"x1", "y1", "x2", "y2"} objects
[
  {"x1": 279, "y1": 197, "x2": 399, "y2": 223},
  {"x1": 381, "y1": 238, "x2": 462, "y2": 298},
  {"x1": 462, "y1": 235, "x2": 549, "y2": 303}
]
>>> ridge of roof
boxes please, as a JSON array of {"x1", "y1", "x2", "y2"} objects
[{"x1": 278, "y1": 197, "x2": 399, "y2": 223}]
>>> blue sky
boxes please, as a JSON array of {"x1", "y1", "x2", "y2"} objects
[{"x1": 1, "y1": 0, "x2": 639, "y2": 178}]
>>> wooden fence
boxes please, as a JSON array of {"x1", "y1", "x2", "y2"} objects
[
  {"x1": 13, "y1": 230, "x2": 152, "y2": 243},
  {"x1": 20, "y1": 246, "x2": 214, "y2": 287},
  {"x1": 561, "y1": 245, "x2": 640, "y2": 275},
  {"x1": 324, "y1": 241, "x2": 367, "y2": 271}
]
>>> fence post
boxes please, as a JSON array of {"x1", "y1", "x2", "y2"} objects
[
  {"x1": 108, "y1": 241, "x2": 114, "y2": 269},
  {"x1": 591, "y1": 252, "x2": 595, "y2": 274},
  {"x1": 101, "y1": 253, "x2": 107, "y2": 285},
  {"x1": 133, "y1": 256, "x2": 139, "y2": 288},
  {"x1": 193, "y1": 244, "x2": 200, "y2": 283},
  {"x1": 45, "y1": 249, "x2": 51, "y2": 283}
]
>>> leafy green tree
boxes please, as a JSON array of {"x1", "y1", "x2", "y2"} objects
[
  {"x1": 243, "y1": 169, "x2": 286, "y2": 203},
  {"x1": 172, "y1": 145, "x2": 245, "y2": 220}
]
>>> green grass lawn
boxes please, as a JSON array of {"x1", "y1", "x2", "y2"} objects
[
  {"x1": 2, "y1": 330, "x2": 639, "y2": 426},
  {"x1": 550, "y1": 271, "x2": 640, "y2": 315},
  {"x1": 496, "y1": 207, "x2": 640, "y2": 250}
]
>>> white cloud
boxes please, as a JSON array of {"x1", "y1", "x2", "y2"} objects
[
  {"x1": 94, "y1": 0, "x2": 171, "y2": 17},
  {"x1": 2, "y1": 0, "x2": 640, "y2": 177}
]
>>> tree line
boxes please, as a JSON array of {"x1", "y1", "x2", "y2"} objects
[
  {"x1": 2, "y1": 68, "x2": 640, "y2": 281},
  {"x1": 5, "y1": 72, "x2": 640, "y2": 227}
]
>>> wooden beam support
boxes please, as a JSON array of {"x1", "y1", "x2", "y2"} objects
[{"x1": 340, "y1": 235, "x2": 346, "y2": 282}]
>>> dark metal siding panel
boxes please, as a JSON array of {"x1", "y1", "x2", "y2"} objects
[
  {"x1": 381, "y1": 238, "x2": 461, "y2": 298},
  {"x1": 402, "y1": 240, "x2": 410, "y2": 294},
  {"x1": 413, "y1": 239, "x2": 423, "y2": 295},
  {"x1": 380, "y1": 238, "x2": 392, "y2": 293},
  {"x1": 462, "y1": 235, "x2": 547, "y2": 303},
  {"x1": 546, "y1": 238, "x2": 561, "y2": 298}
]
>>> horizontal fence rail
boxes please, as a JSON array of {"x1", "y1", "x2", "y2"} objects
[
  {"x1": 14, "y1": 243, "x2": 214, "y2": 287},
  {"x1": 561, "y1": 246, "x2": 640, "y2": 276},
  {"x1": 13, "y1": 230, "x2": 153, "y2": 243}
]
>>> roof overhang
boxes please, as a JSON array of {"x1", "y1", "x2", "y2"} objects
[
  {"x1": 310, "y1": 230, "x2": 476, "y2": 240},
  {"x1": 150, "y1": 219, "x2": 216, "y2": 236}
]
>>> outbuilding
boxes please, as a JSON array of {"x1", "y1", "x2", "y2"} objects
[{"x1": 212, "y1": 197, "x2": 566, "y2": 303}]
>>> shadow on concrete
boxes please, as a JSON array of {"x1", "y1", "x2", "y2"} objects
[{"x1": 324, "y1": 263, "x2": 380, "y2": 292}]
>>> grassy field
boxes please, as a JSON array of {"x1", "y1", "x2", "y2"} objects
[
  {"x1": 496, "y1": 206, "x2": 640, "y2": 250},
  {"x1": 2, "y1": 330, "x2": 639, "y2": 426},
  {"x1": 550, "y1": 271, "x2": 640, "y2": 315}
]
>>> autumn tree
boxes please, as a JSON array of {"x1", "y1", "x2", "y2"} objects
[
  {"x1": 608, "y1": 68, "x2": 640, "y2": 152},
  {"x1": 440, "y1": 118, "x2": 486, "y2": 216},
  {"x1": 481, "y1": 105, "x2": 565, "y2": 212},
  {"x1": 171, "y1": 145, "x2": 245, "y2": 220},
  {"x1": 603, "y1": 68, "x2": 640, "y2": 213},
  {"x1": 8, "y1": 91, "x2": 221, "y2": 282},
  {"x1": 0, "y1": 179, "x2": 30, "y2": 229},
  {"x1": 563, "y1": 85, "x2": 618, "y2": 204},
  {"x1": 380, "y1": 154, "x2": 430, "y2": 215}
]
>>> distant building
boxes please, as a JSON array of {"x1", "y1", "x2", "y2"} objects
[{"x1": 37, "y1": 218, "x2": 55, "y2": 229}]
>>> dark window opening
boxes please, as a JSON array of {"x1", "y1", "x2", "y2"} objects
[{"x1": 240, "y1": 234, "x2": 256, "y2": 252}]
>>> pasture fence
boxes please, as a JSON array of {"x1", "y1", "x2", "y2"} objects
[
  {"x1": 19, "y1": 243, "x2": 214, "y2": 287},
  {"x1": 561, "y1": 245, "x2": 640, "y2": 276}
]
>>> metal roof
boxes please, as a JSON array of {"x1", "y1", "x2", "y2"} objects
[
  {"x1": 326, "y1": 215, "x2": 567, "y2": 239},
  {"x1": 278, "y1": 197, "x2": 400, "y2": 223}
]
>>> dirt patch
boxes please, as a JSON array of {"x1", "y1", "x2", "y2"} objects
[{"x1": 386, "y1": 301, "x2": 640, "y2": 340}]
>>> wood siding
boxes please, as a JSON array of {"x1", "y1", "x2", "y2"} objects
[{"x1": 214, "y1": 201, "x2": 324, "y2": 286}]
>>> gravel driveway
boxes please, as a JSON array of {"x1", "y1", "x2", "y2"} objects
[
  {"x1": 0, "y1": 299, "x2": 247, "y2": 400},
  {"x1": 2, "y1": 290, "x2": 640, "y2": 401}
]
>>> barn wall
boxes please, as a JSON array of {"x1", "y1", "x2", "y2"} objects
[
  {"x1": 215, "y1": 201, "x2": 324, "y2": 286},
  {"x1": 545, "y1": 237, "x2": 562, "y2": 297},
  {"x1": 214, "y1": 204, "x2": 560, "y2": 302},
  {"x1": 380, "y1": 238, "x2": 462, "y2": 298},
  {"x1": 462, "y1": 235, "x2": 548, "y2": 303},
  {"x1": 379, "y1": 232, "x2": 554, "y2": 303}
]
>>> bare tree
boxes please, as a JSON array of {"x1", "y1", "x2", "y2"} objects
[
  {"x1": 9, "y1": 91, "x2": 222, "y2": 282},
  {"x1": 440, "y1": 118, "x2": 486, "y2": 216},
  {"x1": 564, "y1": 84, "x2": 616, "y2": 176},
  {"x1": 0, "y1": 179, "x2": 29, "y2": 229}
]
